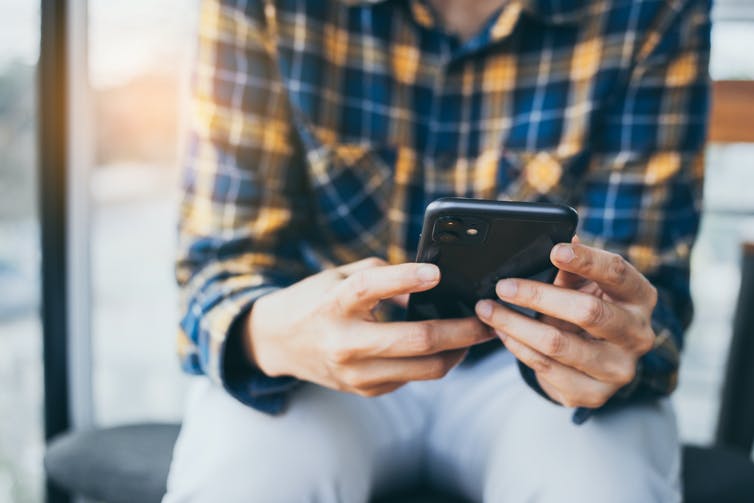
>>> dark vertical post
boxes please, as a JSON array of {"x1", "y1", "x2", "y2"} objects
[
  {"x1": 38, "y1": 0, "x2": 72, "y2": 501},
  {"x1": 716, "y1": 242, "x2": 754, "y2": 452}
]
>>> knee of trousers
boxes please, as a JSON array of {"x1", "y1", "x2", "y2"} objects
[
  {"x1": 483, "y1": 462, "x2": 681, "y2": 503},
  {"x1": 165, "y1": 450, "x2": 371, "y2": 503},
  {"x1": 481, "y1": 401, "x2": 681, "y2": 503},
  {"x1": 163, "y1": 385, "x2": 374, "y2": 503}
]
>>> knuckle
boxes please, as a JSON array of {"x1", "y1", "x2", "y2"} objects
[
  {"x1": 530, "y1": 353, "x2": 552, "y2": 375},
  {"x1": 349, "y1": 272, "x2": 371, "y2": 301},
  {"x1": 606, "y1": 358, "x2": 637, "y2": 385},
  {"x1": 607, "y1": 254, "x2": 628, "y2": 285},
  {"x1": 636, "y1": 314, "x2": 650, "y2": 332},
  {"x1": 324, "y1": 292, "x2": 346, "y2": 315},
  {"x1": 581, "y1": 392, "x2": 610, "y2": 409},
  {"x1": 579, "y1": 297, "x2": 606, "y2": 326},
  {"x1": 363, "y1": 256, "x2": 386, "y2": 269},
  {"x1": 340, "y1": 367, "x2": 365, "y2": 389},
  {"x1": 406, "y1": 323, "x2": 435, "y2": 354},
  {"x1": 623, "y1": 311, "x2": 653, "y2": 354},
  {"x1": 322, "y1": 269, "x2": 344, "y2": 284},
  {"x1": 329, "y1": 344, "x2": 356, "y2": 365},
  {"x1": 560, "y1": 390, "x2": 607, "y2": 409},
  {"x1": 352, "y1": 377, "x2": 371, "y2": 391},
  {"x1": 443, "y1": 352, "x2": 463, "y2": 372},
  {"x1": 647, "y1": 284, "x2": 659, "y2": 308},
  {"x1": 521, "y1": 284, "x2": 542, "y2": 305},
  {"x1": 616, "y1": 364, "x2": 637, "y2": 386},
  {"x1": 424, "y1": 357, "x2": 449, "y2": 380},
  {"x1": 332, "y1": 380, "x2": 350, "y2": 393},
  {"x1": 485, "y1": 307, "x2": 504, "y2": 329},
  {"x1": 578, "y1": 249, "x2": 594, "y2": 271},
  {"x1": 635, "y1": 332, "x2": 655, "y2": 355},
  {"x1": 560, "y1": 395, "x2": 579, "y2": 408},
  {"x1": 544, "y1": 328, "x2": 568, "y2": 357},
  {"x1": 358, "y1": 387, "x2": 381, "y2": 398}
]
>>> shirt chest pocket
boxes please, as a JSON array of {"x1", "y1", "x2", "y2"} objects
[
  {"x1": 498, "y1": 149, "x2": 591, "y2": 206},
  {"x1": 301, "y1": 132, "x2": 422, "y2": 263}
]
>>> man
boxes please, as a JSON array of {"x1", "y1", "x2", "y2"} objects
[{"x1": 165, "y1": 0, "x2": 710, "y2": 501}]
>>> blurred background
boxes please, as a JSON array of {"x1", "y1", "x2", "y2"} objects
[{"x1": 1, "y1": 0, "x2": 753, "y2": 501}]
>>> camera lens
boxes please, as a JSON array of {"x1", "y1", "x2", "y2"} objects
[
  {"x1": 437, "y1": 231, "x2": 459, "y2": 243},
  {"x1": 438, "y1": 217, "x2": 462, "y2": 231}
]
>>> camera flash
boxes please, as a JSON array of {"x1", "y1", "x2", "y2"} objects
[{"x1": 466, "y1": 228, "x2": 479, "y2": 236}]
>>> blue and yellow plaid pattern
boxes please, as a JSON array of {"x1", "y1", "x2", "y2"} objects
[{"x1": 176, "y1": 0, "x2": 711, "y2": 416}]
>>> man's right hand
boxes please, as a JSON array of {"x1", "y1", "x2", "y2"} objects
[{"x1": 243, "y1": 257, "x2": 493, "y2": 397}]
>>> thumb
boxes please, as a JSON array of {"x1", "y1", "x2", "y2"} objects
[{"x1": 553, "y1": 235, "x2": 585, "y2": 289}]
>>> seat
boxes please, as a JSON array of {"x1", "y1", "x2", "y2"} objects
[
  {"x1": 44, "y1": 422, "x2": 465, "y2": 503},
  {"x1": 682, "y1": 445, "x2": 754, "y2": 503},
  {"x1": 44, "y1": 424, "x2": 754, "y2": 503},
  {"x1": 45, "y1": 423, "x2": 179, "y2": 503}
]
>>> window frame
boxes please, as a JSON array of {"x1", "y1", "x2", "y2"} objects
[{"x1": 38, "y1": 0, "x2": 94, "y2": 500}]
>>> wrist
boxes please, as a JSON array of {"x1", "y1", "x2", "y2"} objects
[{"x1": 243, "y1": 295, "x2": 288, "y2": 378}]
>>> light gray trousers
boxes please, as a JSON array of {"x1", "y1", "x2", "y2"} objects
[{"x1": 163, "y1": 350, "x2": 681, "y2": 502}]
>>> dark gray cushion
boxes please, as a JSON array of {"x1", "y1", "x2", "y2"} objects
[
  {"x1": 682, "y1": 445, "x2": 754, "y2": 503},
  {"x1": 45, "y1": 423, "x2": 180, "y2": 503},
  {"x1": 43, "y1": 422, "x2": 464, "y2": 503},
  {"x1": 373, "y1": 488, "x2": 467, "y2": 503},
  {"x1": 44, "y1": 423, "x2": 754, "y2": 502}
]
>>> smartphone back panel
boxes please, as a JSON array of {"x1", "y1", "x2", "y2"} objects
[{"x1": 407, "y1": 198, "x2": 578, "y2": 321}]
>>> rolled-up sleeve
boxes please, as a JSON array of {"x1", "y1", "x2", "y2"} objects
[
  {"x1": 573, "y1": 0, "x2": 711, "y2": 419},
  {"x1": 176, "y1": 0, "x2": 309, "y2": 414}
]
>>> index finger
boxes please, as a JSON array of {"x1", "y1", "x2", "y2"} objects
[
  {"x1": 332, "y1": 262, "x2": 441, "y2": 313},
  {"x1": 494, "y1": 278, "x2": 639, "y2": 343},
  {"x1": 550, "y1": 243, "x2": 656, "y2": 306},
  {"x1": 349, "y1": 317, "x2": 494, "y2": 358}
]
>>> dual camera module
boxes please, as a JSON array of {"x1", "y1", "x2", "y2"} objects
[{"x1": 432, "y1": 216, "x2": 489, "y2": 244}]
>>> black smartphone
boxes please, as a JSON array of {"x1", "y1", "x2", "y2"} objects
[{"x1": 406, "y1": 197, "x2": 578, "y2": 321}]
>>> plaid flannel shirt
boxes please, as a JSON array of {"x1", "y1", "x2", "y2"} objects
[{"x1": 176, "y1": 0, "x2": 711, "y2": 422}]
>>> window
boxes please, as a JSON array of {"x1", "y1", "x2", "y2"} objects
[
  {"x1": 88, "y1": 0, "x2": 198, "y2": 424},
  {"x1": 0, "y1": 1, "x2": 42, "y2": 501},
  {"x1": 673, "y1": 2, "x2": 754, "y2": 445}
]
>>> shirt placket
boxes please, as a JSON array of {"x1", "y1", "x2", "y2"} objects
[{"x1": 415, "y1": 1, "x2": 524, "y2": 202}]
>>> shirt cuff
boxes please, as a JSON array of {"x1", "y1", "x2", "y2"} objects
[{"x1": 202, "y1": 285, "x2": 302, "y2": 414}]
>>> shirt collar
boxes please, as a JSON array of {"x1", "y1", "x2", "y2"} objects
[
  {"x1": 519, "y1": 0, "x2": 595, "y2": 25},
  {"x1": 339, "y1": 0, "x2": 594, "y2": 26}
]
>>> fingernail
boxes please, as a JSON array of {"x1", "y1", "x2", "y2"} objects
[
  {"x1": 417, "y1": 264, "x2": 440, "y2": 282},
  {"x1": 554, "y1": 244, "x2": 575, "y2": 263},
  {"x1": 475, "y1": 300, "x2": 493, "y2": 319},
  {"x1": 496, "y1": 279, "x2": 518, "y2": 298}
]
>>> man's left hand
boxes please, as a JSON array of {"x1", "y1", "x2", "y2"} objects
[{"x1": 475, "y1": 240, "x2": 658, "y2": 409}]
